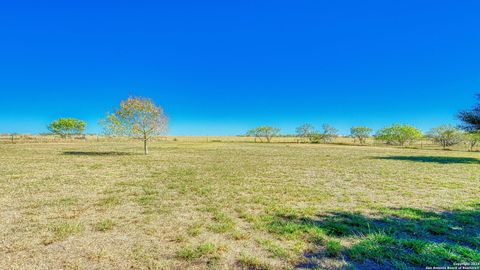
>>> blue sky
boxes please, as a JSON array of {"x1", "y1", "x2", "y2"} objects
[{"x1": 0, "y1": 0, "x2": 479, "y2": 135}]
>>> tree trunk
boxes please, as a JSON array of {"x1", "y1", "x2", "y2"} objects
[{"x1": 144, "y1": 137, "x2": 148, "y2": 155}]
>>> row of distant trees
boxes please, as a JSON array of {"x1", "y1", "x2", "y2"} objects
[
  {"x1": 246, "y1": 94, "x2": 480, "y2": 150},
  {"x1": 246, "y1": 124, "x2": 339, "y2": 144},
  {"x1": 43, "y1": 94, "x2": 480, "y2": 154},
  {"x1": 247, "y1": 123, "x2": 480, "y2": 150}
]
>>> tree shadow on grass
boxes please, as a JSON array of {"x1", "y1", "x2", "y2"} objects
[
  {"x1": 63, "y1": 151, "x2": 136, "y2": 156},
  {"x1": 262, "y1": 205, "x2": 480, "y2": 269},
  {"x1": 373, "y1": 156, "x2": 480, "y2": 164}
]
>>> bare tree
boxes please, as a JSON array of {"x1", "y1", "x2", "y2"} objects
[
  {"x1": 296, "y1": 124, "x2": 316, "y2": 143},
  {"x1": 320, "y1": 124, "x2": 338, "y2": 143}
]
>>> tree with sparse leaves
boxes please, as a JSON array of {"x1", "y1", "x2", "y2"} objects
[
  {"x1": 427, "y1": 125, "x2": 464, "y2": 150},
  {"x1": 464, "y1": 132, "x2": 480, "y2": 151},
  {"x1": 101, "y1": 97, "x2": 168, "y2": 155},
  {"x1": 350, "y1": 126, "x2": 372, "y2": 145},
  {"x1": 303, "y1": 124, "x2": 338, "y2": 144},
  {"x1": 48, "y1": 118, "x2": 86, "y2": 138},
  {"x1": 296, "y1": 124, "x2": 316, "y2": 142},
  {"x1": 247, "y1": 126, "x2": 280, "y2": 143},
  {"x1": 319, "y1": 124, "x2": 338, "y2": 143}
]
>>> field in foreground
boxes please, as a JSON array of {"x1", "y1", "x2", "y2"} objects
[{"x1": 0, "y1": 141, "x2": 479, "y2": 270}]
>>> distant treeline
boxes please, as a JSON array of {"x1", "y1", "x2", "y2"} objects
[
  {"x1": 245, "y1": 123, "x2": 480, "y2": 150},
  {"x1": 3, "y1": 94, "x2": 480, "y2": 153},
  {"x1": 244, "y1": 94, "x2": 480, "y2": 150}
]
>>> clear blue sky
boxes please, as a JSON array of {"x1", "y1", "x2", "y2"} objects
[{"x1": 0, "y1": 1, "x2": 479, "y2": 135}]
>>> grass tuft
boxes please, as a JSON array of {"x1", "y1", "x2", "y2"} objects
[
  {"x1": 237, "y1": 254, "x2": 272, "y2": 270},
  {"x1": 325, "y1": 239, "x2": 343, "y2": 257},
  {"x1": 97, "y1": 195, "x2": 122, "y2": 207},
  {"x1": 48, "y1": 221, "x2": 84, "y2": 242},
  {"x1": 95, "y1": 219, "x2": 115, "y2": 232},
  {"x1": 208, "y1": 211, "x2": 236, "y2": 234},
  {"x1": 177, "y1": 242, "x2": 218, "y2": 261}
]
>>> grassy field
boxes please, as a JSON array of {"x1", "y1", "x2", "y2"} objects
[{"x1": 1, "y1": 141, "x2": 479, "y2": 269}]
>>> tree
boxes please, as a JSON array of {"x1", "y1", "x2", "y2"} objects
[
  {"x1": 247, "y1": 126, "x2": 280, "y2": 143},
  {"x1": 319, "y1": 124, "x2": 338, "y2": 143},
  {"x1": 48, "y1": 118, "x2": 86, "y2": 138},
  {"x1": 303, "y1": 124, "x2": 338, "y2": 144},
  {"x1": 101, "y1": 97, "x2": 168, "y2": 155},
  {"x1": 463, "y1": 132, "x2": 480, "y2": 151},
  {"x1": 350, "y1": 126, "x2": 372, "y2": 145},
  {"x1": 427, "y1": 125, "x2": 464, "y2": 150},
  {"x1": 458, "y1": 94, "x2": 480, "y2": 132},
  {"x1": 295, "y1": 124, "x2": 316, "y2": 142},
  {"x1": 375, "y1": 124, "x2": 422, "y2": 146}
]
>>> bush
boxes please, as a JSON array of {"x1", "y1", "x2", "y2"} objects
[{"x1": 308, "y1": 133, "x2": 323, "y2": 143}]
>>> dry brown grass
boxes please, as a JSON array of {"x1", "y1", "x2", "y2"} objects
[{"x1": 0, "y1": 140, "x2": 479, "y2": 269}]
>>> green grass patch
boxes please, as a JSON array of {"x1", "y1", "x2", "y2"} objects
[
  {"x1": 97, "y1": 195, "x2": 122, "y2": 207},
  {"x1": 208, "y1": 211, "x2": 235, "y2": 234},
  {"x1": 348, "y1": 233, "x2": 401, "y2": 263},
  {"x1": 187, "y1": 223, "x2": 203, "y2": 237},
  {"x1": 137, "y1": 195, "x2": 156, "y2": 206},
  {"x1": 177, "y1": 242, "x2": 218, "y2": 261},
  {"x1": 95, "y1": 219, "x2": 115, "y2": 232},
  {"x1": 237, "y1": 254, "x2": 272, "y2": 270},
  {"x1": 261, "y1": 215, "x2": 326, "y2": 243},
  {"x1": 325, "y1": 239, "x2": 343, "y2": 257},
  {"x1": 256, "y1": 239, "x2": 289, "y2": 258},
  {"x1": 48, "y1": 221, "x2": 84, "y2": 241}
]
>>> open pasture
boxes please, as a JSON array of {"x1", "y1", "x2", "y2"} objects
[{"x1": 1, "y1": 141, "x2": 479, "y2": 269}]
